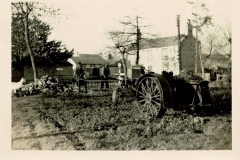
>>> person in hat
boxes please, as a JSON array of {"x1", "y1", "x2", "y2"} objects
[
  {"x1": 73, "y1": 62, "x2": 87, "y2": 93},
  {"x1": 74, "y1": 62, "x2": 85, "y2": 79},
  {"x1": 101, "y1": 64, "x2": 110, "y2": 89}
]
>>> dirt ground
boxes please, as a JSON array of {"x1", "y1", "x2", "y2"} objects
[{"x1": 11, "y1": 90, "x2": 232, "y2": 150}]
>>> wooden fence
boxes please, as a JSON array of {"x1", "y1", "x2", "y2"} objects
[
  {"x1": 71, "y1": 79, "x2": 119, "y2": 89},
  {"x1": 85, "y1": 80, "x2": 119, "y2": 88}
]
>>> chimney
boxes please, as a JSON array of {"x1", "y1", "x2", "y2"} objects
[
  {"x1": 108, "y1": 53, "x2": 112, "y2": 60},
  {"x1": 187, "y1": 19, "x2": 193, "y2": 36}
]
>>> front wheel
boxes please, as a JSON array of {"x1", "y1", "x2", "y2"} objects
[{"x1": 112, "y1": 87, "x2": 122, "y2": 106}]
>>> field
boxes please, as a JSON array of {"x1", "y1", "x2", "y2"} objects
[{"x1": 12, "y1": 87, "x2": 232, "y2": 150}]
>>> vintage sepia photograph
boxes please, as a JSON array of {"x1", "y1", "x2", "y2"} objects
[{"x1": 5, "y1": 0, "x2": 236, "y2": 156}]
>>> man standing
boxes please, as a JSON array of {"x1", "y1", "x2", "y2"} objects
[
  {"x1": 101, "y1": 64, "x2": 110, "y2": 89},
  {"x1": 74, "y1": 62, "x2": 85, "y2": 79},
  {"x1": 74, "y1": 62, "x2": 87, "y2": 93}
]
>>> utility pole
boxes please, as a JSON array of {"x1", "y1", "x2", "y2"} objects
[
  {"x1": 136, "y1": 15, "x2": 141, "y2": 65},
  {"x1": 177, "y1": 15, "x2": 181, "y2": 74},
  {"x1": 195, "y1": 8, "x2": 198, "y2": 73}
]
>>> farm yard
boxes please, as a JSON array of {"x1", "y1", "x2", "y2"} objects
[
  {"x1": 11, "y1": 82, "x2": 232, "y2": 150},
  {"x1": 10, "y1": 0, "x2": 234, "y2": 152}
]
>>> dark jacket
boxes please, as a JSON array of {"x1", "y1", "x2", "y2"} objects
[{"x1": 102, "y1": 67, "x2": 110, "y2": 78}]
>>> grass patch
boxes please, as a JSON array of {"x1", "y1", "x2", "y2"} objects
[{"x1": 12, "y1": 87, "x2": 231, "y2": 150}]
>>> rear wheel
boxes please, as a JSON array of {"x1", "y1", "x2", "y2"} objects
[{"x1": 136, "y1": 77, "x2": 165, "y2": 118}]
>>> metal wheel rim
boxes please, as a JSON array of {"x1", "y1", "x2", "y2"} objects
[
  {"x1": 137, "y1": 77, "x2": 164, "y2": 118},
  {"x1": 112, "y1": 88, "x2": 121, "y2": 105}
]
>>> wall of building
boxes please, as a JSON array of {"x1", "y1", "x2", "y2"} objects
[
  {"x1": 126, "y1": 45, "x2": 180, "y2": 76},
  {"x1": 12, "y1": 68, "x2": 22, "y2": 82},
  {"x1": 180, "y1": 35, "x2": 201, "y2": 73},
  {"x1": 24, "y1": 65, "x2": 73, "y2": 83}
]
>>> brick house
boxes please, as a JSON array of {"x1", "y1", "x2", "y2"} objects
[
  {"x1": 68, "y1": 54, "x2": 106, "y2": 78},
  {"x1": 126, "y1": 21, "x2": 201, "y2": 76}
]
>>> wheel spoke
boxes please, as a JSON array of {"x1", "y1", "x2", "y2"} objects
[
  {"x1": 139, "y1": 99, "x2": 146, "y2": 103},
  {"x1": 147, "y1": 78, "x2": 152, "y2": 93},
  {"x1": 149, "y1": 79, "x2": 154, "y2": 93},
  {"x1": 148, "y1": 103, "x2": 155, "y2": 117},
  {"x1": 152, "y1": 99, "x2": 162, "y2": 107},
  {"x1": 151, "y1": 86, "x2": 159, "y2": 95},
  {"x1": 146, "y1": 78, "x2": 149, "y2": 92},
  {"x1": 151, "y1": 94, "x2": 160, "y2": 99},
  {"x1": 141, "y1": 83, "x2": 148, "y2": 94},
  {"x1": 138, "y1": 91, "x2": 147, "y2": 101},
  {"x1": 153, "y1": 97, "x2": 162, "y2": 103},
  {"x1": 141, "y1": 103, "x2": 147, "y2": 112}
]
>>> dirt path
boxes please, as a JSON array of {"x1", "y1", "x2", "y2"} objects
[{"x1": 12, "y1": 95, "x2": 87, "y2": 150}]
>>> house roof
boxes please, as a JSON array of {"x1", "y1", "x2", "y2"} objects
[
  {"x1": 71, "y1": 54, "x2": 106, "y2": 65},
  {"x1": 128, "y1": 35, "x2": 186, "y2": 51}
]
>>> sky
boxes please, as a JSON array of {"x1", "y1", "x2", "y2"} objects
[
  {"x1": 42, "y1": 0, "x2": 231, "y2": 56},
  {"x1": 13, "y1": 0, "x2": 231, "y2": 56}
]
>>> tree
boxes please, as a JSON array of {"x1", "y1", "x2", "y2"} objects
[
  {"x1": 11, "y1": 2, "x2": 61, "y2": 82},
  {"x1": 11, "y1": 15, "x2": 50, "y2": 74},
  {"x1": 215, "y1": 23, "x2": 231, "y2": 85},
  {"x1": 200, "y1": 31, "x2": 217, "y2": 68},
  {"x1": 12, "y1": 11, "x2": 74, "y2": 78},
  {"x1": 216, "y1": 22, "x2": 231, "y2": 59},
  {"x1": 188, "y1": 1, "x2": 213, "y2": 78},
  {"x1": 107, "y1": 16, "x2": 154, "y2": 85}
]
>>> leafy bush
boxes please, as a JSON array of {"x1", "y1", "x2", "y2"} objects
[
  {"x1": 14, "y1": 75, "x2": 72, "y2": 97},
  {"x1": 209, "y1": 88, "x2": 232, "y2": 113}
]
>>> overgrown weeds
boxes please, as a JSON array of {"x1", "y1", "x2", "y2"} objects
[{"x1": 12, "y1": 86, "x2": 231, "y2": 150}]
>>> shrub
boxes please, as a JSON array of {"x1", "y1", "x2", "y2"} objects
[
  {"x1": 14, "y1": 75, "x2": 72, "y2": 97},
  {"x1": 209, "y1": 88, "x2": 232, "y2": 113}
]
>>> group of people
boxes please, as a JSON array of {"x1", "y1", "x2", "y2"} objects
[{"x1": 73, "y1": 62, "x2": 110, "y2": 89}]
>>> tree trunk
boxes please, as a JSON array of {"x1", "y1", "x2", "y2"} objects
[
  {"x1": 199, "y1": 51, "x2": 205, "y2": 79},
  {"x1": 121, "y1": 52, "x2": 128, "y2": 88},
  {"x1": 23, "y1": 3, "x2": 38, "y2": 82},
  {"x1": 228, "y1": 41, "x2": 232, "y2": 88}
]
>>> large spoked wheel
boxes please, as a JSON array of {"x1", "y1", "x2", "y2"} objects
[{"x1": 137, "y1": 76, "x2": 165, "y2": 118}]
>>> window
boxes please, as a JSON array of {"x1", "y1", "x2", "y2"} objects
[
  {"x1": 90, "y1": 64, "x2": 94, "y2": 68},
  {"x1": 147, "y1": 50, "x2": 153, "y2": 61},
  {"x1": 161, "y1": 47, "x2": 167, "y2": 53},
  {"x1": 85, "y1": 64, "x2": 90, "y2": 68},
  {"x1": 56, "y1": 68, "x2": 63, "y2": 71},
  {"x1": 114, "y1": 67, "x2": 119, "y2": 74}
]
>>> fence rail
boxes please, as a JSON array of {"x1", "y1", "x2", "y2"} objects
[
  {"x1": 86, "y1": 80, "x2": 119, "y2": 88},
  {"x1": 71, "y1": 79, "x2": 119, "y2": 89}
]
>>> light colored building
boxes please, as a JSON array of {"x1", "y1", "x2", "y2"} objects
[{"x1": 126, "y1": 21, "x2": 201, "y2": 76}]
